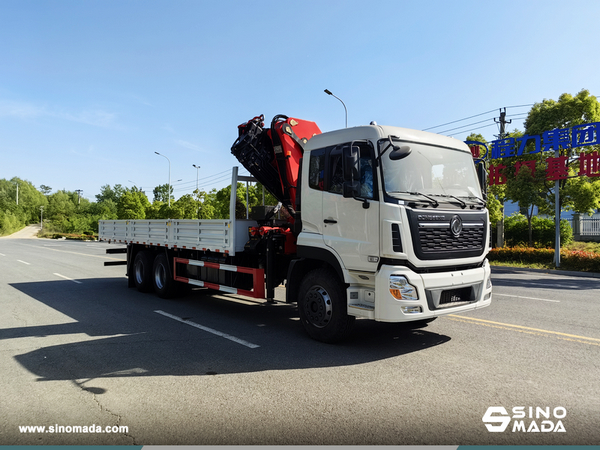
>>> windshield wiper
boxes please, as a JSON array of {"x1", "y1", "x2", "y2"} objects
[
  {"x1": 431, "y1": 194, "x2": 467, "y2": 209},
  {"x1": 463, "y1": 195, "x2": 486, "y2": 206},
  {"x1": 388, "y1": 191, "x2": 439, "y2": 207}
]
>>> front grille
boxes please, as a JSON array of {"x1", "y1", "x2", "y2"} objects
[
  {"x1": 406, "y1": 209, "x2": 487, "y2": 260},
  {"x1": 419, "y1": 224, "x2": 484, "y2": 252}
]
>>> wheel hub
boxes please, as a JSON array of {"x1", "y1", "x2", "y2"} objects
[{"x1": 303, "y1": 286, "x2": 332, "y2": 328}]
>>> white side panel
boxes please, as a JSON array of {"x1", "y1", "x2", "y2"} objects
[{"x1": 99, "y1": 219, "x2": 244, "y2": 254}]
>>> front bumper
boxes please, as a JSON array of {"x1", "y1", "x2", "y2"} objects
[{"x1": 371, "y1": 260, "x2": 492, "y2": 322}]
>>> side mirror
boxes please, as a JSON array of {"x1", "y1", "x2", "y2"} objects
[
  {"x1": 343, "y1": 180, "x2": 360, "y2": 198},
  {"x1": 476, "y1": 162, "x2": 488, "y2": 198},
  {"x1": 343, "y1": 145, "x2": 359, "y2": 182},
  {"x1": 389, "y1": 145, "x2": 411, "y2": 160}
]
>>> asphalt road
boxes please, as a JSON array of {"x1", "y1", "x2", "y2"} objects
[{"x1": 1, "y1": 237, "x2": 599, "y2": 445}]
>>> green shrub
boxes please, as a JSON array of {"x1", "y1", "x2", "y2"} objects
[
  {"x1": 504, "y1": 213, "x2": 573, "y2": 247},
  {"x1": 0, "y1": 211, "x2": 24, "y2": 236},
  {"x1": 489, "y1": 246, "x2": 600, "y2": 273}
]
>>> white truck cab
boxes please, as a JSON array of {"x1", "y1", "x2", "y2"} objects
[{"x1": 295, "y1": 124, "x2": 492, "y2": 331}]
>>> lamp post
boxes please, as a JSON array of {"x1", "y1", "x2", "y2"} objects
[
  {"x1": 154, "y1": 152, "x2": 171, "y2": 206},
  {"x1": 324, "y1": 89, "x2": 348, "y2": 128},
  {"x1": 12, "y1": 181, "x2": 18, "y2": 205},
  {"x1": 193, "y1": 164, "x2": 201, "y2": 192},
  {"x1": 193, "y1": 164, "x2": 201, "y2": 219}
]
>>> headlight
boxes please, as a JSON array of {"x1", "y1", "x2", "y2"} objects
[{"x1": 389, "y1": 275, "x2": 419, "y2": 300}]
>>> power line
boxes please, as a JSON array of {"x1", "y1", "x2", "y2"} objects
[
  {"x1": 445, "y1": 122, "x2": 498, "y2": 136},
  {"x1": 437, "y1": 117, "x2": 497, "y2": 134},
  {"x1": 423, "y1": 108, "x2": 498, "y2": 131},
  {"x1": 424, "y1": 104, "x2": 534, "y2": 132}
]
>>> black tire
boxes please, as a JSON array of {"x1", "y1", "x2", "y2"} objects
[
  {"x1": 297, "y1": 268, "x2": 355, "y2": 343},
  {"x1": 133, "y1": 251, "x2": 153, "y2": 293},
  {"x1": 152, "y1": 253, "x2": 178, "y2": 299}
]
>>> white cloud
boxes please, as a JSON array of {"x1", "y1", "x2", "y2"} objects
[
  {"x1": 0, "y1": 99, "x2": 119, "y2": 128},
  {"x1": 175, "y1": 139, "x2": 203, "y2": 151},
  {"x1": 0, "y1": 100, "x2": 45, "y2": 118}
]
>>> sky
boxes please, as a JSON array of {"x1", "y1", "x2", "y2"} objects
[{"x1": 1, "y1": 0, "x2": 599, "y2": 202}]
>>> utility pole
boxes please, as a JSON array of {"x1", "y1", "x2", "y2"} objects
[
  {"x1": 494, "y1": 108, "x2": 511, "y2": 248},
  {"x1": 12, "y1": 181, "x2": 18, "y2": 205},
  {"x1": 494, "y1": 107, "x2": 511, "y2": 138},
  {"x1": 75, "y1": 189, "x2": 83, "y2": 204},
  {"x1": 40, "y1": 206, "x2": 44, "y2": 230}
]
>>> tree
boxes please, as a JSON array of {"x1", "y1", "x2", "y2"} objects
[
  {"x1": 523, "y1": 89, "x2": 600, "y2": 218},
  {"x1": 96, "y1": 184, "x2": 125, "y2": 204},
  {"x1": 171, "y1": 194, "x2": 200, "y2": 219},
  {"x1": 193, "y1": 189, "x2": 217, "y2": 219},
  {"x1": 39, "y1": 185, "x2": 52, "y2": 195},
  {"x1": 117, "y1": 190, "x2": 150, "y2": 219},
  {"x1": 153, "y1": 184, "x2": 174, "y2": 204},
  {"x1": 466, "y1": 133, "x2": 504, "y2": 227}
]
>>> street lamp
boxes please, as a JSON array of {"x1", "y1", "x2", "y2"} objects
[
  {"x1": 154, "y1": 152, "x2": 171, "y2": 206},
  {"x1": 324, "y1": 89, "x2": 348, "y2": 128},
  {"x1": 193, "y1": 164, "x2": 201, "y2": 191},
  {"x1": 12, "y1": 181, "x2": 18, "y2": 205}
]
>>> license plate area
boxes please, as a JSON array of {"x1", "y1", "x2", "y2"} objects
[{"x1": 426, "y1": 283, "x2": 481, "y2": 310}]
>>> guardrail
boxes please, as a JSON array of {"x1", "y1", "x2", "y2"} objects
[{"x1": 570, "y1": 215, "x2": 600, "y2": 241}]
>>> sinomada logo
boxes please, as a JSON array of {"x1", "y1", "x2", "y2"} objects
[{"x1": 483, "y1": 406, "x2": 566, "y2": 433}]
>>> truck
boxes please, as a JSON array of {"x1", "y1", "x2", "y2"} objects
[{"x1": 99, "y1": 114, "x2": 492, "y2": 343}]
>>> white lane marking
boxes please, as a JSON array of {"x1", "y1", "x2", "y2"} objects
[
  {"x1": 53, "y1": 273, "x2": 83, "y2": 284},
  {"x1": 494, "y1": 293, "x2": 560, "y2": 303},
  {"x1": 17, "y1": 260, "x2": 31, "y2": 265},
  {"x1": 155, "y1": 310, "x2": 260, "y2": 349},
  {"x1": 0, "y1": 253, "x2": 6, "y2": 256}
]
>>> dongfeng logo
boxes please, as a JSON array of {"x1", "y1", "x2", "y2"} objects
[
  {"x1": 482, "y1": 406, "x2": 566, "y2": 433},
  {"x1": 450, "y1": 215, "x2": 462, "y2": 237}
]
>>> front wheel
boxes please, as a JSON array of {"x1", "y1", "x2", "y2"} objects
[{"x1": 297, "y1": 268, "x2": 355, "y2": 343}]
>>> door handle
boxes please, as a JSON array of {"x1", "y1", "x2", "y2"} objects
[{"x1": 324, "y1": 219, "x2": 337, "y2": 224}]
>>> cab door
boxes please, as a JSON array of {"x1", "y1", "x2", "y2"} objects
[{"x1": 321, "y1": 142, "x2": 380, "y2": 272}]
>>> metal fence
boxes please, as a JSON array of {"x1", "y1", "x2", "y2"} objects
[{"x1": 569, "y1": 216, "x2": 600, "y2": 241}]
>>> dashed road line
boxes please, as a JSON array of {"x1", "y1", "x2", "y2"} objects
[
  {"x1": 17, "y1": 260, "x2": 31, "y2": 265},
  {"x1": 155, "y1": 310, "x2": 260, "y2": 349},
  {"x1": 494, "y1": 293, "x2": 560, "y2": 303},
  {"x1": 53, "y1": 273, "x2": 83, "y2": 284}
]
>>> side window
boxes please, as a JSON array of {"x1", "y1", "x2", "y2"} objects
[
  {"x1": 322, "y1": 143, "x2": 376, "y2": 199},
  {"x1": 309, "y1": 148, "x2": 325, "y2": 190}
]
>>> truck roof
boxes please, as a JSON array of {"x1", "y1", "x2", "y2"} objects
[{"x1": 304, "y1": 124, "x2": 470, "y2": 154}]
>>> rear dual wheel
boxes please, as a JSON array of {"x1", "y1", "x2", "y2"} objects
[
  {"x1": 152, "y1": 253, "x2": 178, "y2": 299},
  {"x1": 132, "y1": 251, "x2": 181, "y2": 299},
  {"x1": 133, "y1": 251, "x2": 153, "y2": 293}
]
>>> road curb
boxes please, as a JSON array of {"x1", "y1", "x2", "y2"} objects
[{"x1": 491, "y1": 264, "x2": 600, "y2": 279}]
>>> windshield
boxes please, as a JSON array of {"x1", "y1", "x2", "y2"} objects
[{"x1": 380, "y1": 139, "x2": 483, "y2": 203}]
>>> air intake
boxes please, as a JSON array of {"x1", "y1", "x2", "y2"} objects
[{"x1": 391, "y1": 224, "x2": 402, "y2": 252}]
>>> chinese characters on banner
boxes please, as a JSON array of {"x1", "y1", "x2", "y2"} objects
[{"x1": 467, "y1": 122, "x2": 600, "y2": 186}]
